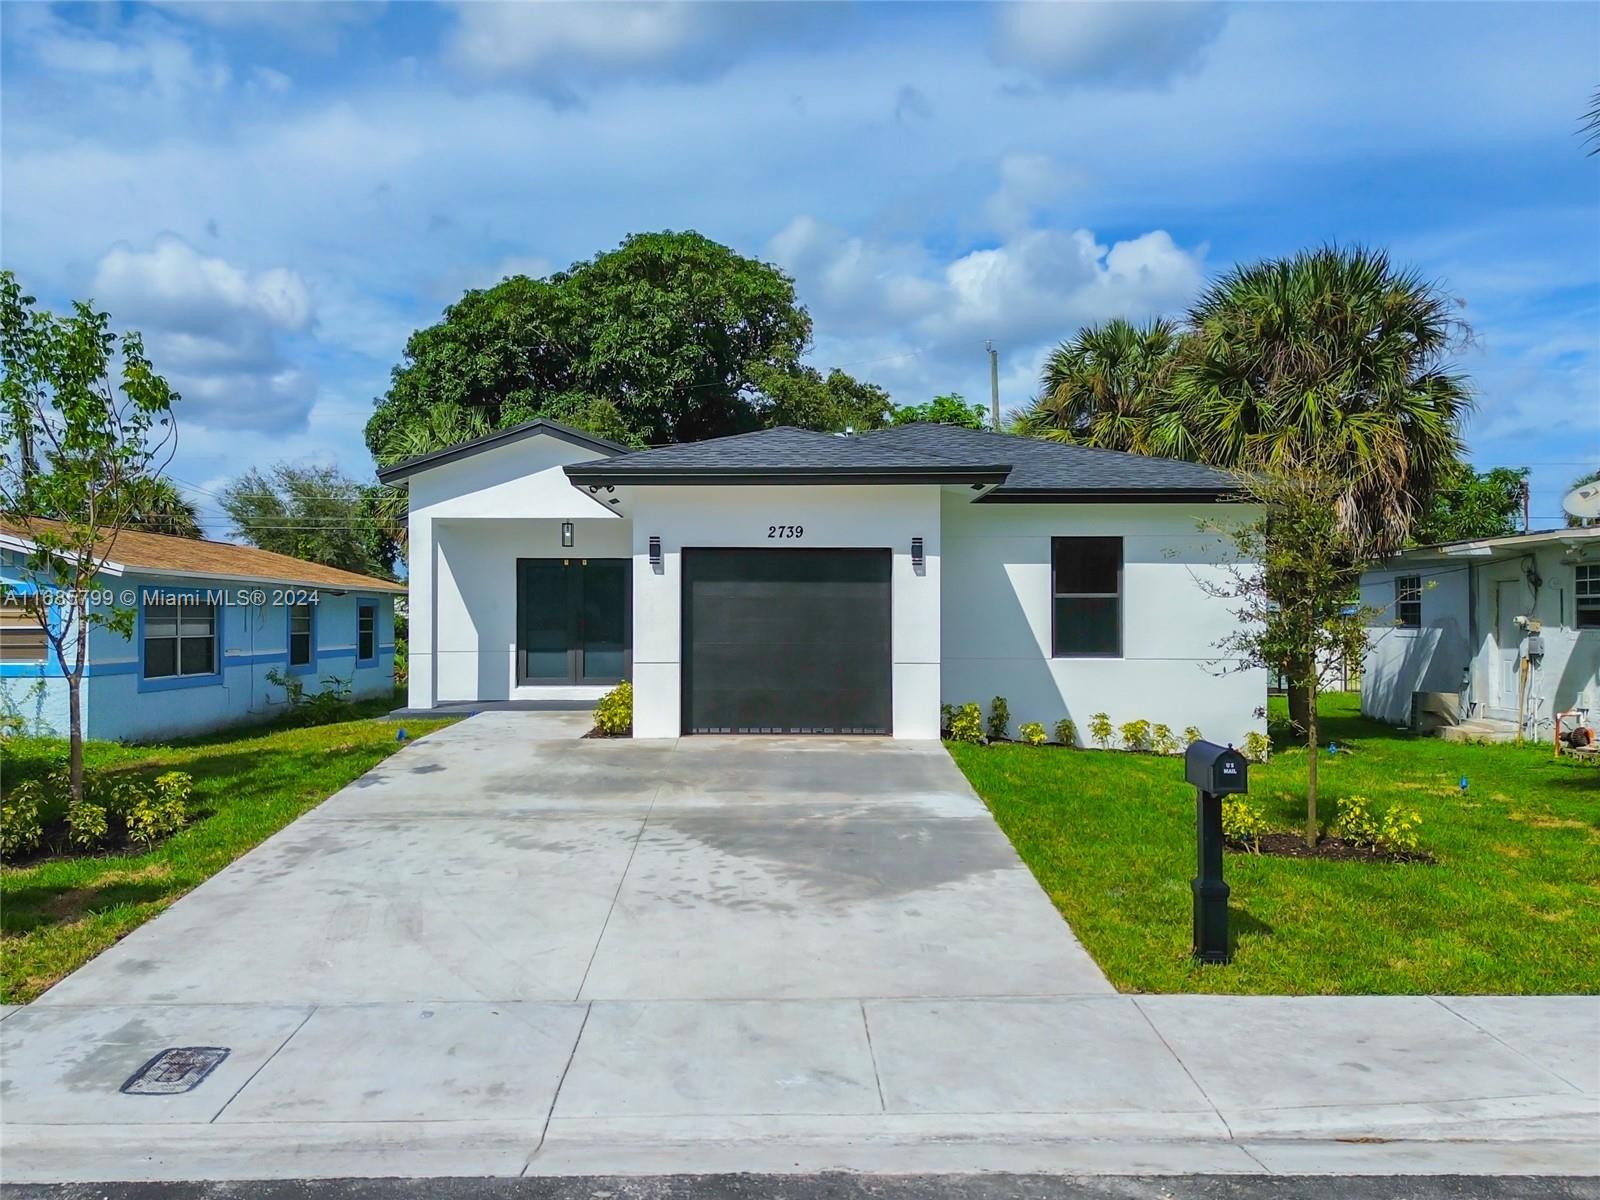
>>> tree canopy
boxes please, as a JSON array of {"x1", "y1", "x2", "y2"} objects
[
  {"x1": 1412, "y1": 464, "x2": 1526, "y2": 544},
  {"x1": 1013, "y1": 319, "x2": 1179, "y2": 452},
  {"x1": 120, "y1": 476, "x2": 204, "y2": 539},
  {"x1": 220, "y1": 463, "x2": 393, "y2": 578},
  {"x1": 368, "y1": 231, "x2": 885, "y2": 456},
  {"x1": 890, "y1": 393, "x2": 990, "y2": 430}
]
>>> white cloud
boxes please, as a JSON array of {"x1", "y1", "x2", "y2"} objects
[
  {"x1": 992, "y1": 2, "x2": 1229, "y2": 89},
  {"x1": 91, "y1": 238, "x2": 318, "y2": 433},
  {"x1": 11, "y1": 5, "x2": 230, "y2": 99},
  {"x1": 152, "y1": 2, "x2": 386, "y2": 52}
]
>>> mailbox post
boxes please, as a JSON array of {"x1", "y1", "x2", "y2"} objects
[{"x1": 1184, "y1": 740, "x2": 1249, "y2": 964}]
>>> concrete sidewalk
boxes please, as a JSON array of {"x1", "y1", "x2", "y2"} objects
[{"x1": 1, "y1": 714, "x2": 1596, "y2": 1182}]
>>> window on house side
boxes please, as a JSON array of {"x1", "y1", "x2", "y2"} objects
[
  {"x1": 0, "y1": 595, "x2": 47, "y2": 663},
  {"x1": 1395, "y1": 575, "x2": 1422, "y2": 629},
  {"x1": 289, "y1": 602, "x2": 314, "y2": 667},
  {"x1": 357, "y1": 603, "x2": 376, "y2": 662},
  {"x1": 143, "y1": 600, "x2": 216, "y2": 679},
  {"x1": 1577, "y1": 565, "x2": 1600, "y2": 630},
  {"x1": 1052, "y1": 537, "x2": 1122, "y2": 657}
]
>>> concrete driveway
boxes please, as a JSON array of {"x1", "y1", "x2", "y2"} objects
[{"x1": 4, "y1": 713, "x2": 1597, "y2": 1182}]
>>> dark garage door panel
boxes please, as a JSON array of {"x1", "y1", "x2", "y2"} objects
[{"x1": 683, "y1": 549, "x2": 892, "y2": 735}]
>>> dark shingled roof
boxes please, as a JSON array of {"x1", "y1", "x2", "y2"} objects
[
  {"x1": 377, "y1": 418, "x2": 630, "y2": 483},
  {"x1": 562, "y1": 426, "x2": 1011, "y2": 486},
  {"x1": 565, "y1": 423, "x2": 1238, "y2": 500}
]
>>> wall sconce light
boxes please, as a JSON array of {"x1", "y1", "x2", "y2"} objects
[
  {"x1": 911, "y1": 536, "x2": 925, "y2": 571},
  {"x1": 649, "y1": 535, "x2": 662, "y2": 571},
  {"x1": 561, "y1": 521, "x2": 574, "y2": 548}
]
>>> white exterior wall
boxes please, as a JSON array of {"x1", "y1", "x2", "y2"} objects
[
  {"x1": 1362, "y1": 544, "x2": 1600, "y2": 730},
  {"x1": 405, "y1": 435, "x2": 627, "y2": 708},
  {"x1": 1360, "y1": 563, "x2": 1473, "y2": 725},
  {"x1": 623, "y1": 483, "x2": 943, "y2": 739},
  {"x1": 940, "y1": 498, "x2": 1268, "y2": 745}
]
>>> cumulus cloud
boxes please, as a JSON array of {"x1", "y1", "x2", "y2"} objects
[
  {"x1": 91, "y1": 238, "x2": 318, "y2": 433},
  {"x1": 992, "y1": 2, "x2": 1229, "y2": 89},
  {"x1": 9, "y1": 5, "x2": 230, "y2": 99}
]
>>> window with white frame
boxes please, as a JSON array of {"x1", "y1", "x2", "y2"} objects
[
  {"x1": 1577, "y1": 565, "x2": 1600, "y2": 630},
  {"x1": 0, "y1": 594, "x2": 46, "y2": 663},
  {"x1": 1395, "y1": 575, "x2": 1422, "y2": 629},
  {"x1": 143, "y1": 600, "x2": 216, "y2": 678},
  {"x1": 288, "y1": 602, "x2": 314, "y2": 667}
]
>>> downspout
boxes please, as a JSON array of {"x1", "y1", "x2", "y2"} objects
[{"x1": 1464, "y1": 562, "x2": 1477, "y2": 719}]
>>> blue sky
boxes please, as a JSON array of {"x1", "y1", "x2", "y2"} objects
[{"x1": 2, "y1": 1, "x2": 1597, "y2": 535}]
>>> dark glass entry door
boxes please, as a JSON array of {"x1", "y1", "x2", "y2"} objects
[{"x1": 517, "y1": 558, "x2": 631, "y2": 684}]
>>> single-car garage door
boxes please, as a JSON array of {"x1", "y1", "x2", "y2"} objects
[{"x1": 682, "y1": 548, "x2": 892, "y2": 735}]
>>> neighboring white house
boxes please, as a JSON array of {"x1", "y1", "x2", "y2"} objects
[
  {"x1": 0, "y1": 521, "x2": 403, "y2": 741},
  {"x1": 380, "y1": 419, "x2": 1267, "y2": 743},
  {"x1": 1360, "y1": 527, "x2": 1600, "y2": 737}
]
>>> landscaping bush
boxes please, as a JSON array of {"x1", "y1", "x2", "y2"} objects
[
  {"x1": 1332, "y1": 794, "x2": 1379, "y2": 845},
  {"x1": 1150, "y1": 723, "x2": 1180, "y2": 756},
  {"x1": 1378, "y1": 805, "x2": 1425, "y2": 855},
  {"x1": 1, "y1": 784, "x2": 44, "y2": 859},
  {"x1": 947, "y1": 702, "x2": 985, "y2": 744},
  {"x1": 266, "y1": 667, "x2": 357, "y2": 727},
  {"x1": 1088, "y1": 712, "x2": 1114, "y2": 749},
  {"x1": 1221, "y1": 795, "x2": 1269, "y2": 851},
  {"x1": 1054, "y1": 718, "x2": 1078, "y2": 748},
  {"x1": 1241, "y1": 731, "x2": 1272, "y2": 763},
  {"x1": 1119, "y1": 718, "x2": 1152, "y2": 753},
  {"x1": 0, "y1": 765, "x2": 192, "y2": 860},
  {"x1": 987, "y1": 696, "x2": 1010, "y2": 742},
  {"x1": 66, "y1": 798, "x2": 109, "y2": 850},
  {"x1": 1334, "y1": 794, "x2": 1424, "y2": 855},
  {"x1": 1018, "y1": 722, "x2": 1047, "y2": 746},
  {"x1": 123, "y1": 773, "x2": 192, "y2": 846},
  {"x1": 1183, "y1": 725, "x2": 1204, "y2": 747},
  {"x1": 592, "y1": 681, "x2": 633, "y2": 736}
]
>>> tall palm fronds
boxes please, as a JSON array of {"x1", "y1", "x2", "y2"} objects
[
  {"x1": 368, "y1": 404, "x2": 492, "y2": 557},
  {"x1": 1014, "y1": 318, "x2": 1181, "y2": 454},
  {"x1": 1172, "y1": 245, "x2": 1471, "y2": 559},
  {"x1": 1583, "y1": 87, "x2": 1600, "y2": 156},
  {"x1": 119, "y1": 476, "x2": 204, "y2": 539}
]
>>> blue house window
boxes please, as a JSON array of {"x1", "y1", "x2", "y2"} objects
[
  {"x1": 288, "y1": 602, "x2": 315, "y2": 671},
  {"x1": 357, "y1": 601, "x2": 377, "y2": 664},
  {"x1": 144, "y1": 600, "x2": 216, "y2": 679}
]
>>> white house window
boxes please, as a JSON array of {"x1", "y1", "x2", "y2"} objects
[
  {"x1": 1395, "y1": 575, "x2": 1422, "y2": 629},
  {"x1": 1052, "y1": 537, "x2": 1122, "y2": 657},
  {"x1": 1577, "y1": 565, "x2": 1600, "y2": 630},
  {"x1": 357, "y1": 602, "x2": 376, "y2": 662},
  {"x1": 0, "y1": 594, "x2": 46, "y2": 663},
  {"x1": 143, "y1": 600, "x2": 216, "y2": 678},
  {"x1": 288, "y1": 602, "x2": 314, "y2": 667}
]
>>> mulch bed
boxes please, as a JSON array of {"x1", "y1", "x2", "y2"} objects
[
  {"x1": 582, "y1": 727, "x2": 628, "y2": 739},
  {"x1": 1229, "y1": 832, "x2": 1433, "y2": 864}
]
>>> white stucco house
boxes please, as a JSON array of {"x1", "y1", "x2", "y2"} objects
[
  {"x1": 1360, "y1": 527, "x2": 1600, "y2": 737},
  {"x1": 0, "y1": 521, "x2": 402, "y2": 741},
  {"x1": 380, "y1": 419, "x2": 1267, "y2": 742}
]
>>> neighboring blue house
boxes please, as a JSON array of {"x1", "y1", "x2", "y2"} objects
[{"x1": 0, "y1": 520, "x2": 403, "y2": 742}]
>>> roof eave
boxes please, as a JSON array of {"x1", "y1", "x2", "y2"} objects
[
  {"x1": 564, "y1": 465, "x2": 1012, "y2": 487},
  {"x1": 376, "y1": 419, "x2": 630, "y2": 483},
  {"x1": 977, "y1": 486, "x2": 1242, "y2": 504}
]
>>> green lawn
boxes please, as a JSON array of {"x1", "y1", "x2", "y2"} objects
[
  {"x1": 949, "y1": 693, "x2": 1599, "y2": 995},
  {"x1": 0, "y1": 695, "x2": 457, "y2": 1003}
]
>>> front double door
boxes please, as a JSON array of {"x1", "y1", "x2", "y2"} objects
[{"x1": 516, "y1": 558, "x2": 631, "y2": 685}]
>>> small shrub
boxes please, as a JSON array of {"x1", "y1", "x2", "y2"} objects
[
  {"x1": 1241, "y1": 730, "x2": 1272, "y2": 763},
  {"x1": 122, "y1": 775, "x2": 190, "y2": 847},
  {"x1": 1018, "y1": 721, "x2": 1047, "y2": 746},
  {"x1": 1183, "y1": 726, "x2": 1204, "y2": 747},
  {"x1": 266, "y1": 667, "x2": 355, "y2": 727},
  {"x1": 66, "y1": 799, "x2": 109, "y2": 850},
  {"x1": 1150, "y1": 723, "x2": 1180, "y2": 756},
  {"x1": 947, "y1": 702, "x2": 985, "y2": 744},
  {"x1": 987, "y1": 696, "x2": 1010, "y2": 742},
  {"x1": 1, "y1": 783, "x2": 45, "y2": 859},
  {"x1": 1119, "y1": 718, "x2": 1152, "y2": 753},
  {"x1": 1053, "y1": 718, "x2": 1077, "y2": 747},
  {"x1": 1221, "y1": 796, "x2": 1269, "y2": 851},
  {"x1": 1378, "y1": 805, "x2": 1424, "y2": 855},
  {"x1": 1088, "y1": 712, "x2": 1114, "y2": 749},
  {"x1": 1332, "y1": 794, "x2": 1380, "y2": 846},
  {"x1": 940, "y1": 703, "x2": 956, "y2": 732},
  {"x1": 593, "y1": 681, "x2": 633, "y2": 736}
]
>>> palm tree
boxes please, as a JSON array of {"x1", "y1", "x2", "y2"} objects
[
  {"x1": 121, "y1": 477, "x2": 204, "y2": 539},
  {"x1": 1172, "y1": 245, "x2": 1471, "y2": 561},
  {"x1": 369, "y1": 404, "x2": 492, "y2": 557},
  {"x1": 1014, "y1": 318, "x2": 1182, "y2": 454}
]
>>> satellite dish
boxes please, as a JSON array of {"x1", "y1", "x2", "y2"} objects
[{"x1": 1562, "y1": 482, "x2": 1600, "y2": 522}]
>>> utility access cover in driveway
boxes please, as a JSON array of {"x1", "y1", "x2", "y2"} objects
[{"x1": 121, "y1": 1047, "x2": 230, "y2": 1095}]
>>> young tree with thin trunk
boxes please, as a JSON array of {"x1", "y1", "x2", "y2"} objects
[{"x1": 0, "y1": 271, "x2": 179, "y2": 802}]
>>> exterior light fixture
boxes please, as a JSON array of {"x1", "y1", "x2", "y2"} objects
[
  {"x1": 561, "y1": 521, "x2": 574, "y2": 547},
  {"x1": 911, "y1": 537, "x2": 925, "y2": 570},
  {"x1": 649, "y1": 535, "x2": 662, "y2": 570}
]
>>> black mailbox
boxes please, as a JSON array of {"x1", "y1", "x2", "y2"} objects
[{"x1": 1185, "y1": 740, "x2": 1248, "y2": 797}]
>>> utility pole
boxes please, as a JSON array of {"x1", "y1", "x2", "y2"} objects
[{"x1": 986, "y1": 340, "x2": 1000, "y2": 432}]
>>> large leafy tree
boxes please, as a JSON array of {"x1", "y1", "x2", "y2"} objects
[
  {"x1": 1013, "y1": 318, "x2": 1181, "y2": 453},
  {"x1": 0, "y1": 271, "x2": 179, "y2": 802},
  {"x1": 220, "y1": 463, "x2": 393, "y2": 578},
  {"x1": 890, "y1": 393, "x2": 990, "y2": 430},
  {"x1": 1412, "y1": 464, "x2": 1526, "y2": 544},
  {"x1": 367, "y1": 231, "x2": 876, "y2": 456}
]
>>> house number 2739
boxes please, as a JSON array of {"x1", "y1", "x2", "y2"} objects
[{"x1": 768, "y1": 525, "x2": 804, "y2": 539}]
